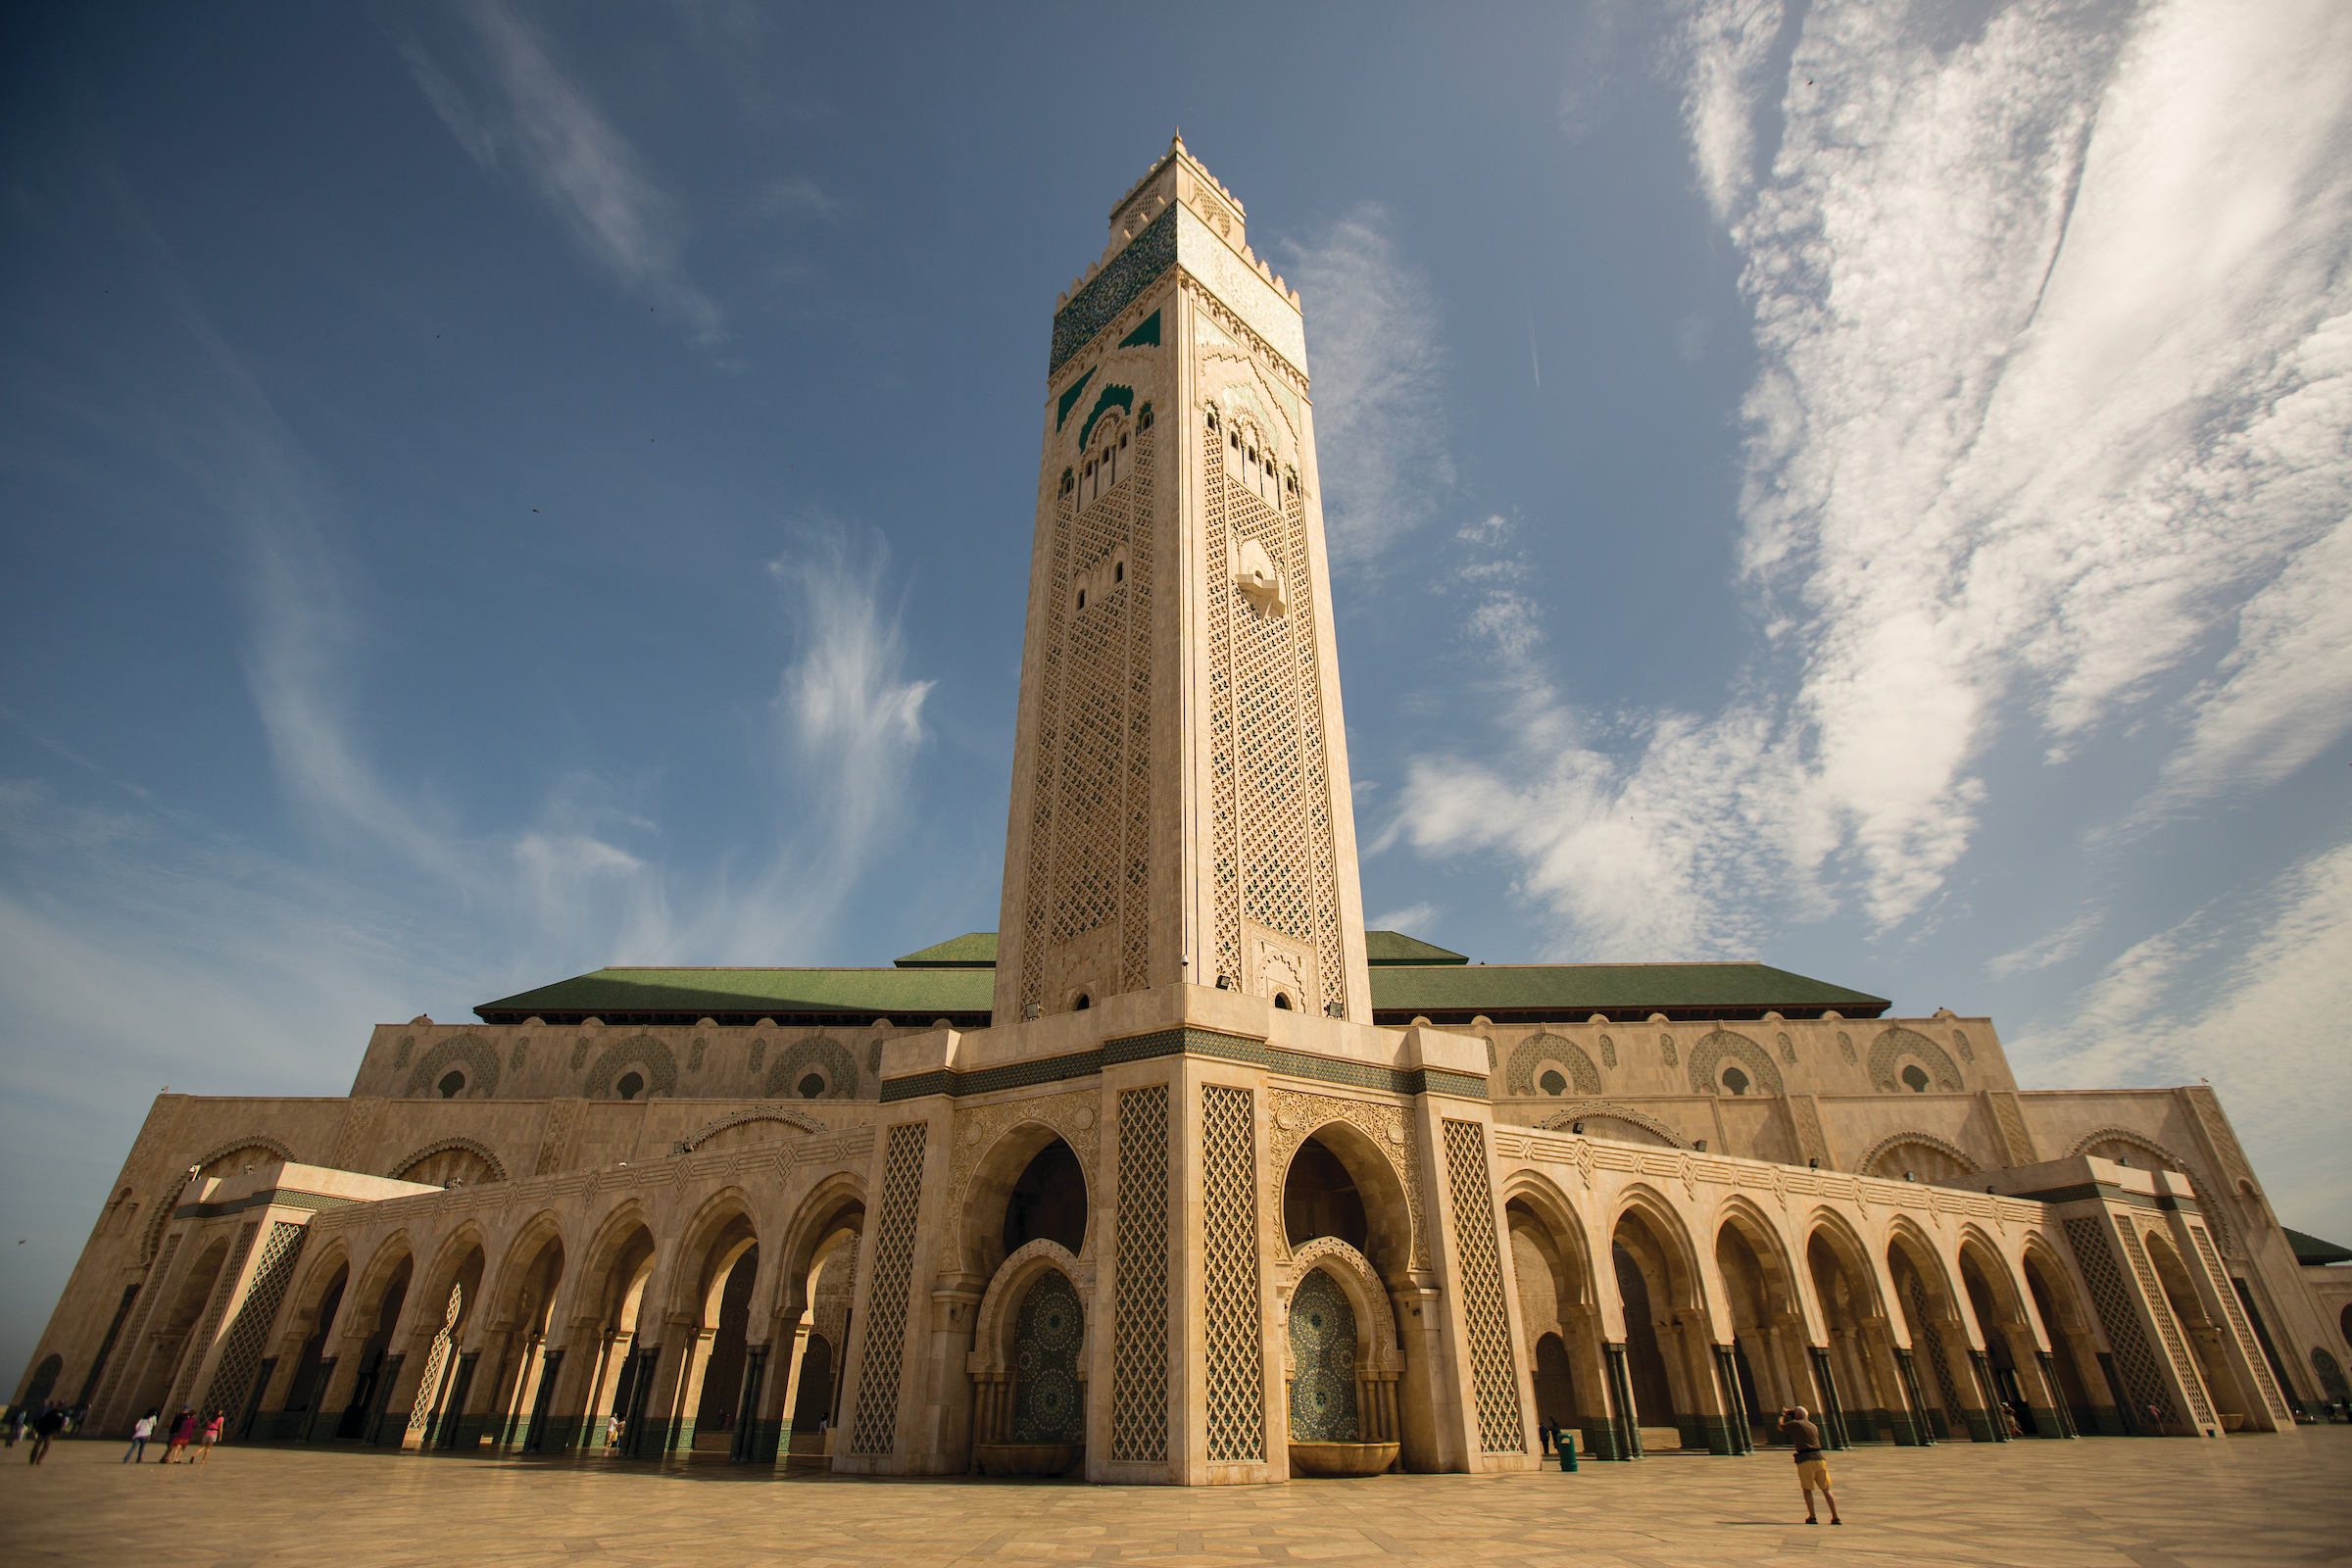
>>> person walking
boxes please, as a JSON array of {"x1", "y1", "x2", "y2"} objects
[
  {"x1": 27, "y1": 1403, "x2": 67, "y2": 1465},
  {"x1": 162, "y1": 1406, "x2": 195, "y2": 1463},
  {"x1": 1778, "y1": 1406, "x2": 1842, "y2": 1526},
  {"x1": 123, "y1": 1410, "x2": 158, "y2": 1463},
  {"x1": 605, "y1": 1412, "x2": 623, "y2": 1454},
  {"x1": 194, "y1": 1410, "x2": 224, "y2": 1463}
]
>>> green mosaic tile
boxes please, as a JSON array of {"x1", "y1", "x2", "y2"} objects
[{"x1": 1052, "y1": 206, "x2": 1177, "y2": 373}]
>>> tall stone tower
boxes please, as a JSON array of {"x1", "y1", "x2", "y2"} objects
[
  {"x1": 994, "y1": 134, "x2": 1374, "y2": 1029},
  {"x1": 851, "y1": 139, "x2": 1519, "y2": 1489}
]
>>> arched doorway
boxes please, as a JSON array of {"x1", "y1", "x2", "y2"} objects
[
  {"x1": 1715, "y1": 1208, "x2": 1811, "y2": 1449},
  {"x1": 1504, "y1": 1182, "x2": 1610, "y2": 1458},
  {"x1": 399, "y1": 1237, "x2": 487, "y2": 1451},
  {"x1": 124, "y1": 1236, "x2": 231, "y2": 1435},
  {"x1": 487, "y1": 1229, "x2": 566, "y2": 1453},
  {"x1": 281, "y1": 1262, "x2": 349, "y2": 1442},
  {"x1": 768, "y1": 1181, "x2": 864, "y2": 1470},
  {"x1": 1804, "y1": 1221, "x2": 1911, "y2": 1446},
  {"x1": 1957, "y1": 1238, "x2": 2057, "y2": 1437},
  {"x1": 334, "y1": 1252, "x2": 413, "y2": 1442},
  {"x1": 2141, "y1": 1230, "x2": 2247, "y2": 1433},
  {"x1": 668, "y1": 1203, "x2": 760, "y2": 1457},
  {"x1": 1608, "y1": 1199, "x2": 1719, "y2": 1453},
  {"x1": 1888, "y1": 1230, "x2": 1987, "y2": 1441},
  {"x1": 2022, "y1": 1246, "x2": 2107, "y2": 1433}
]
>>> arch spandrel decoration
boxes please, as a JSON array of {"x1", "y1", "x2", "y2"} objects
[
  {"x1": 1532, "y1": 1102, "x2": 1691, "y2": 1150},
  {"x1": 763, "y1": 1035, "x2": 858, "y2": 1101},
  {"x1": 946, "y1": 1091, "x2": 1102, "y2": 1271},
  {"x1": 1868, "y1": 1027, "x2": 1962, "y2": 1094},
  {"x1": 385, "y1": 1137, "x2": 510, "y2": 1186},
  {"x1": 677, "y1": 1103, "x2": 831, "y2": 1153},
  {"x1": 404, "y1": 1035, "x2": 501, "y2": 1099},
  {"x1": 191, "y1": 1134, "x2": 298, "y2": 1177},
  {"x1": 585, "y1": 1035, "x2": 676, "y2": 1100},
  {"x1": 1504, "y1": 1032, "x2": 1600, "y2": 1098},
  {"x1": 1267, "y1": 1088, "x2": 1426, "y2": 1269},
  {"x1": 1857, "y1": 1131, "x2": 1980, "y2": 1181},
  {"x1": 2064, "y1": 1126, "x2": 2192, "y2": 1170},
  {"x1": 1686, "y1": 1030, "x2": 1784, "y2": 1097}
]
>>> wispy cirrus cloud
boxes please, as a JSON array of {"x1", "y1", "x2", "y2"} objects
[
  {"x1": 2007, "y1": 832, "x2": 2352, "y2": 1229},
  {"x1": 1396, "y1": 0, "x2": 2352, "y2": 966},
  {"x1": 404, "y1": 1, "x2": 725, "y2": 344},
  {"x1": 1283, "y1": 204, "x2": 1455, "y2": 567}
]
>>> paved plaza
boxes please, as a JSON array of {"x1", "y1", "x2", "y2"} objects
[{"x1": 3, "y1": 1432, "x2": 2346, "y2": 1568}]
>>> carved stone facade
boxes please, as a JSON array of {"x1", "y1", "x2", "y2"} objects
[{"x1": 16, "y1": 137, "x2": 2345, "y2": 1494}]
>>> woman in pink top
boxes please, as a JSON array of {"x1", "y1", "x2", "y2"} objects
[{"x1": 194, "y1": 1411, "x2": 224, "y2": 1463}]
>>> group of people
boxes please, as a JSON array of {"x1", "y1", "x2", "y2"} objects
[
  {"x1": 6, "y1": 1401, "x2": 79, "y2": 1464},
  {"x1": 122, "y1": 1407, "x2": 225, "y2": 1463}
]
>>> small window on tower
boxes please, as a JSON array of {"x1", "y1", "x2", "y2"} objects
[
  {"x1": 1247, "y1": 446, "x2": 1256, "y2": 463},
  {"x1": 1119, "y1": 431, "x2": 1128, "y2": 449},
  {"x1": 1273, "y1": 993, "x2": 1293, "y2": 1010},
  {"x1": 1231, "y1": 430, "x2": 1241, "y2": 449},
  {"x1": 1205, "y1": 408, "x2": 1217, "y2": 429},
  {"x1": 1113, "y1": 562, "x2": 1123, "y2": 583},
  {"x1": 1076, "y1": 589, "x2": 1086, "y2": 611},
  {"x1": 1140, "y1": 406, "x2": 1153, "y2": 429}
]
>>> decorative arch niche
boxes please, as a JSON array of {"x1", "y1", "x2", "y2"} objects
[
  {"x1": 763, "y1": 1036, "x2": 858, "y2": 1101},
  {"x1": 584, "y1": 1036, "x2": 676, "y2": 1100},
  {"x1": 1868, "y1": 1027, "x2": 1962, "y2": 1094},
  {"x1": 404, "y1": 1036, "x2": 501, "y2": 1099},
  {"x1": 389, "y1": 1138, "x2": 509, "y2": 1188},
  {"x1": 1504, "y1": 1033, "x2": 1600, "y2": 1097},
  {"x1": 1685, "y1": 1030, "x2": 1784, "y2": 1097},
  {"x1": 1277, "y1": 1237, "x2": 1403, "y2": 1461},
  {"x1": 967, "y1": 1241, "x2": 1092, "y2": 1473}
]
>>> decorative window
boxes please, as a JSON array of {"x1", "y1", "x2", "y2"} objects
[
  {"x1": 1538, "y1": 1069, "x2": 1567, "y2": 1096},
  {"x1": 797, "y1": 1072, "x2": 826, "y2": 1100},
  {"x1": 1902, "y1": 1064, "x2": 1931, "y2": 1093},
  {"x1": 437, "y1": 1070, "x2": 466, "y2": 1100},
  {"x1": 615, "y1": 1070, "x2": 645, "y2": 1101},
  {"x1": 1273, "y1": 992, "x2": 1294, "y2": 1010},
  {"x1": 1722, "y1": 1066, "x2": 1749, "y2": 1096},
  {"x1": 1072, "y1": 993, "x2": 1091, "y2": 1011}
]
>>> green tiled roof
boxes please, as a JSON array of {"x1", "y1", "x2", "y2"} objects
[
  {"x1": 1368, "y1": 961, "x2": 1887, "y2": 1020},
  {"x1": 475, "y1": 966, "x2": 993, "y2": 1024},
  {"x1": 2285, "y1": 1227, "x2": 2352, "y2": 1266},
  {"x1": 896, "y1": 932, "x2": 1000, "y2": 968},
  {"x1": 1364, "y1": 931, "x2": 1468, "y2": 966},
  {"x1": 476, "y1": 947, "x2": 1885, "y2": 1027}
]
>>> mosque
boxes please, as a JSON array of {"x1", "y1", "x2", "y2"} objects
[{"x1": 20, "y1": 137, "x2": 2350, "y2": 1483}]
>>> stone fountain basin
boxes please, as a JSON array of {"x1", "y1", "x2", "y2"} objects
[
  {"x1": 1287, "y1": 1442, "x2": 1399, "y2": 1477},
  {"x1": 975, "y1": 1442, "x2": 1084, "y2": 1477}
]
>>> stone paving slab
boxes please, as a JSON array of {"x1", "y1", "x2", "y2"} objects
[{"x1": 2, "y1": 1431, "x2": 2346, "y2": 1568}]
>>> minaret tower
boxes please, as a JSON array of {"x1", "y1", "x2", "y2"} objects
[
  {"x1": 855, "y1": 140, "x2": 1518, "y2": 1491},
  {"x1": 994, "y1": 133, "x2": 1374, "y2": 1028}
]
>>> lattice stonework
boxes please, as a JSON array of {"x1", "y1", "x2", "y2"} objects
[
  {"x1": 1111, "y1": 1086, "x2": 1170, "y2": 1462},
  {"x1": 1203, "y1": 414, "x2": 1346, "y2": 1016},
  {"x1": 201, "y1": 1220, "x2": 307, "y2": 1424},
  {"x1": 1019, "y1": 419, "x2": 1154, "y2": 1007},
  {"x1": 2062, "y1": 1217, "x2": 2178, "y2": 1428},
  {"x1": 849, "y1": 1122, "x2": 928, "y2": 1456},
  {"x1": 2187, "y1": 1224, "x2": 2286, "y2": 1418},
  {"x1": 94, "y1": 1233, "x2": 180, "y2": 1426},
  {"x1": 170, "y1": 1222, "x2": 260, "y2": 1412},
  {"x1": 1201, "y1": 1084, "x2": 1264, "y2": 1461},
  {"x1": 1440, "y1": 1119, "x2": 1525, "y2": 1452},
  {"x1": 1911, "y1": 1282, "x2": 1967, "y2": 1422},
  {"x1": 2121, "y1": 1225, "x2": 2216, "y2": 1427}
]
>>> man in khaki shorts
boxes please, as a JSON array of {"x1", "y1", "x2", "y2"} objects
[{"x1": 1778, "y1": 1407, "x2": 1842, "y2": 1525}]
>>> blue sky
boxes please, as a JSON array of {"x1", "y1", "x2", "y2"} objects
[{"x1": 4, "y1": 1, "x2": 2349, "y2": 1378}]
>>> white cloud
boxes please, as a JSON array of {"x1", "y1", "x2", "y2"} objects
[
  {"x1": 1282, "y1": 205, "x2": 1454, "y2": 566},
  {"x1": 1396, "y1": 0, "x2": 2352, "y2": 964},
  {"x1": 1368, "y1": 902, "x2": 1439, "y2": 936},
  {"x1": 752, "y1": 175, "x2": 843, "y2": 221},
  {"x1": 406, "y1": 2, "x2": 725, "y2": 344},
  {"x1": 2007, "y1": 834, "x2": 2352, "y2": 1236}
]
